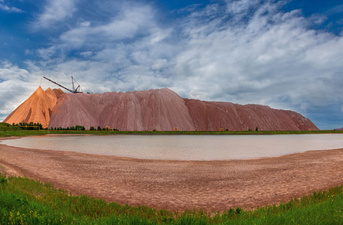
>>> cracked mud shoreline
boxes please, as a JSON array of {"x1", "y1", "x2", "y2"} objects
[{"x1": 0, "y1": 137, "x2": 342, "y2": 212}]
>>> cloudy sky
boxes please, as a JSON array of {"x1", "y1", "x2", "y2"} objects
[{"x1": 0, "y1": 0, "x2": 343, "y2": 129}]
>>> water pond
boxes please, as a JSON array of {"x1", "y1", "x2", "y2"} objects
[{"x1": 2, "y1": 134, "x2": 343, "y2": 161}]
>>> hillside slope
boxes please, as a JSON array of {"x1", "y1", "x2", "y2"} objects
[
  {"x1": 49, "y1": 88, "x2": 195, "y2": 131},
  {"x1": 185, "y1": 99, "x2": 317, "y2": 131},
  {"x1": 4, "y1": 87, "x2": 318, "y2": 131},
  {"x1": 3, "y1": 87, "x2": 64, "y2": 128},
  {"x1": 48, "y1": 88, "x2": 318, "y2": 131}
]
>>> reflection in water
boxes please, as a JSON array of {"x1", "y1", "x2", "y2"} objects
[{"x1": 2, "y1": 134, "x2": 343, "y2": 161}]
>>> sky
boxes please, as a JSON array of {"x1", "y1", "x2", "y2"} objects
[{"x1": 0, "y1": 0, "x2": 343, "y2": 130}]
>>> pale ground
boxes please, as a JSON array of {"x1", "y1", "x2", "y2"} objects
[{"x1": 0, "y1": 137, "x2": 342, "y2": 212}]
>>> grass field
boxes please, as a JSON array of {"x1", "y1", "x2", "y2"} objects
[{"x1": 0, "y1": 173, "x2": 342, "y2": 224}]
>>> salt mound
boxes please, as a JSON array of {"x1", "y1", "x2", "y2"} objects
[
  {"x1": 4, "y1": 87, "x2": 64, "y2": 128},
  {"x1": 49, "y1": 88, "x2": 195, "y2": 131},
  {"x1": 48, "y1": 88, "x2": 318, "y2": 131},
  {"x1": 4, "y1": 87, "x2": 318, "y2": 131},
  {"x1": 185, "y1": 99, "x2": 317, "y2": 131}
]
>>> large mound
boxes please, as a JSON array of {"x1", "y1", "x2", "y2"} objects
[
  {"x1": 49, "y1": 88, "x2": 318, "y2": 131},
  {"x1": 49, "y1": 88, "x2": 195, "y2": 131},
  {"x1": 185, "y1": 99, "x2": 317, "y2": 131},
  {"x1": 4, "y1": 86, "x2": 318, "y2": 131},
  {"x1": 3, "y1": 87, "x2": 64, "y2": 128}
]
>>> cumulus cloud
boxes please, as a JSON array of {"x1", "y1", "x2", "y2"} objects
[
  {"x1": 171, "y1": 0, "x2": 343, "y2": 111},
  {"x1": 32, "y1": 0, "x2": 77, "y2": 29},
  {"x1": 59, "y1": 5, "x2": 158, "y2": 49},
  {"x1": 30, "y1": 2, "x2": 177, "y2": 94},
  {"x1": 0, "y1": 62, "x2": 39, "y2": 121},
  {"x1": 2, "y1": 0, "x2": 343, "y2": 129},
  {"x1": 27, "y1": 1, "x2": 343, "y2": 106}
]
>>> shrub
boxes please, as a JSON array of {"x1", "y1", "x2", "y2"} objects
[
  {"x1": 235, "y1": 207, "x2": 242, "y2": 215},
  {"x1": 0, "y1": 177, "x2": 7, "y2": 183}
]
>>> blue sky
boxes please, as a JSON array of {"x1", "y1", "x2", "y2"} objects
[{"x1": 0, "y1": 0, "x2": 343, "y2": 129}]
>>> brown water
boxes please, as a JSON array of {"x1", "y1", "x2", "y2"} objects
[{"x1": 2, "y1": 134, "x2": 343, "y2": 160}]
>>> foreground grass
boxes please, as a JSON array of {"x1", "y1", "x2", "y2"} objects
[{"x1": 0, "y1": 174, "x2": 343, "y2": 225}]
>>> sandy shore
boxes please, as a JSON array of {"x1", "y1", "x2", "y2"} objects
[{"x1": 0, "y1": 137, "x2": 343, "y2": 212}]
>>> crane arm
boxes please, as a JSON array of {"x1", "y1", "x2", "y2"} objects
[{"x1": 43, "y1": 76, "x2": 74, "y2": 93}]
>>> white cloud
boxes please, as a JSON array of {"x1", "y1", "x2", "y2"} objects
[
  {"x1": 0, "y1": 1, "x2": 23, "y2": 13},
  {"x1": 80, "y1": 51, "x2": 93, "y2": 57},
  {"x1": 226, "y1": 0, "x2": 260, "y2": 15},
  {"x1": 0, "y1": 62, "x2": 30, "y2": 81},
  {"x1": 30, "y1": 2, "x2": 177, "y2": 94},
  {"x1": 3, "y1": 0, "x2": 343, "y2": 129},
  {"x1": 0, "y1": 62, "x2": 38, "y2": 119},
  {"x1": 59, "y1": 5, "x2": 157, "y2": 49},
  {"x1": 33, "y1": 0, "x2": 77, "y2": 29},
  {"x1": 28, "y1": 0, "x2": 343, "y2": 110},
  {"x1": 152, "y1": 59, "x2": 169, "y2": 70},
  {"x1": 37, "y1": 46, "x2": 57, "y2": 60},
  {"x1": 80, "y1": 21, "x2": 91, "y2": 27},
  {"x1": 170, "y1": 0, "x2": 343, "y2": 112}
]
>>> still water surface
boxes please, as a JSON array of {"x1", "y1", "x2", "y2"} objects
[{"x1": 2, "y1": 134, "x2": 343, "y2": 160}]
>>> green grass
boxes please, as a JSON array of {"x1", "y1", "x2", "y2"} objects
[
  {"x1": 0, "y1": 123, "x2": 47, "y2": 137},
  {"x1": 0, "y1": 173, "x2": 343, "y2": 224},
  {"x1": 0, "y1": 123, "x2": 20, "y2": 132}
]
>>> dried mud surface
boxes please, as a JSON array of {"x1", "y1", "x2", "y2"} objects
[{"x1": 0, "y1": 140, "x2": 342, "y2": 212}]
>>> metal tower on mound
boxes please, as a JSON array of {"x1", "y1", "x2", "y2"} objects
[{"x1": 43, "y1": 76, "x2": 82, "y2": 93}]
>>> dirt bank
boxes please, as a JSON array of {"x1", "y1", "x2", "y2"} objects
[{"x1": 0, "y1": 140, "x2": 342, "y2": 212}]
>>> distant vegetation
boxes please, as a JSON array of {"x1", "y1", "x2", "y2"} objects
[
  {"x1": 0, "y1": 123, "x2": 21, "y2": 131},
  {"x1": 11, "y1": 122, "x2": 43, "y2": 130},
  {"x1": 1, "y1": 122, "x2": 343, "y2": 137},
  {"x1": 0, "y1": 173, "x2": 342, "y2": 224},
  {"x1": 0, "y1": 123, "x2": 47, "y2": 137},
  {"x1": 50, "y1": 126, "x2": 119, "y2": 131},
  {"x1": 51, "y1": 125, "x2": 86, "y2": 131}
]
